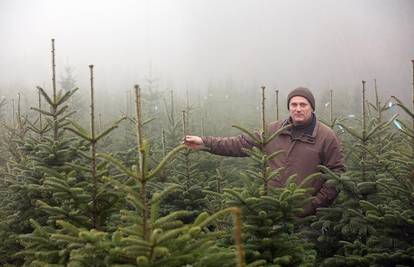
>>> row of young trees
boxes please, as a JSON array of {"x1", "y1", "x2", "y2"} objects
[{"x1": 0, "y1": 40, "x2": 413, "y2": 266}]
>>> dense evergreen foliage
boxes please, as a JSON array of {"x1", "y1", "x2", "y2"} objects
[{"x1": 0, "y1": 40, "x2": 413, "y2": 266}]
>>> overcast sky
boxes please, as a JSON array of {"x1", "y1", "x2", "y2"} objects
[{"x1": 0, "y1": 0, "x2": 413, "y2": 101}]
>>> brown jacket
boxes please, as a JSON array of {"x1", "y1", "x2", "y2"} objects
[{"x1": 202, "y1": 114, "x2": 345, "y2": 216}]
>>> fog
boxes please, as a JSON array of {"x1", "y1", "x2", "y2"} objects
[{"x1": 1, "y1": 0, "x2": 413, "y2": 106}]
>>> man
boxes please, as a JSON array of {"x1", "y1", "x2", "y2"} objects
[{"x1": 184, "y1": 87, "x2": 345, "y2": 216}]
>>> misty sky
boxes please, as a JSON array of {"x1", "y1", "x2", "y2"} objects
[{"x1": 0, "y1": 0, "x2": 413, "y2": 101}]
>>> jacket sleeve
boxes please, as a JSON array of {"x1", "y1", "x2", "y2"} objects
[
  {"x1": 201, "y1": 134, "x2": 256, "y2": 157},
  {"x1": 304, "y1": 134, "x2": 345, "y2": 216}
]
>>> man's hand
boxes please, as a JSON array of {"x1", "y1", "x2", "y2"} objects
[{"x1": 183, "y1": 135, "x2": 206, "y2": 150}]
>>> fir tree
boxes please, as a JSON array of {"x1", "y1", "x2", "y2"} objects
[
  {"x1": 0, "y1": 39, "x2": 81, "y2": 265},
  {"x1": 310, "y1": 80, "x2": 413, "y2": 266},
  {"x1": 94, "y1": 85, "x2": 239, "y2": 266},
  {"x1": 16, "y1": 64, "x2": 126, "y2": 266},
  {"x1": 60, "y1": 65, "x2": 86, "y2": 123},
  {"x1": 157, "y1": 110, "x2": 210, "y2": 224}
]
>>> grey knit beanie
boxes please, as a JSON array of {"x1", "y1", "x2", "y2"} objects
[{"x1": 287, "y1": 87, "x2": 315, "y2": 111}]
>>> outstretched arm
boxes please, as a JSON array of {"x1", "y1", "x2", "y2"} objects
[{"x1": 184, "y1": 134, "x2": 255, "y2": 157}]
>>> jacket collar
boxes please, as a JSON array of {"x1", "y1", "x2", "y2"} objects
[{"x1": 281, "y1": 113, "x2": 317, "y2": 143}]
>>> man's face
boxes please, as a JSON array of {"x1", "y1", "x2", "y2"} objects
[{"x1": 289, "y1": 96, "x2": 313, "y2": 124}]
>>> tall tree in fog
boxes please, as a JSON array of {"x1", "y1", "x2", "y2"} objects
[{"x1": 59, "y1": 65, "x2": 85, "y2": 122}]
